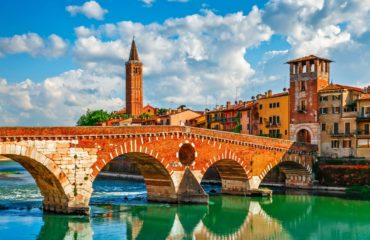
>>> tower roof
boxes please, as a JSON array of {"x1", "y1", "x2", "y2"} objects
[
  {"x1": 286, "y1": 55, "x2": 333, "y2": 64},
  {"x1": 128, "y1": 39, "x2": 140, "y2": 61}
]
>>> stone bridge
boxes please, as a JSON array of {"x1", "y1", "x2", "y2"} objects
[{"x1": 0, "y1": 126, "x2": 317, "y2": 214}]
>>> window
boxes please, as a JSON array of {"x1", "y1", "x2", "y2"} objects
[
  {"x1": 259, "y1": 104, "x2": 263, "y2": 110},
  {"x1": 332, "y1": 95, "x2": 341, "y2": 101},
  {"x1": 259, "y1": 130, "x2": 263, "y2": 135},
  {"x1": 321, "y1": 123, "x2": 326, "y2": 131},
  {"x1": 320, "y1": 96, "x2": 329, "y2": 102},
  {"x1": 285, "y1": 130, "x2": 288, "y2": 135},
  {"x1": 277, "y1": 102, "x2": 280, "y2": 108},
  {"x1": 247, "y1": 124, "x2": 250, "y2": 130},
  {"x1": 332, "y1": 107, "x2": 341, "y2": 114},
  {"x1": 331, "y1": 140, "x2": 339, "y2": 148},
  {"x1": 333, "y1": 123, "x2": 339, "y2": 134},
  {"x1": 259, "y1": 117, "x2": 262, "y2": 124},
  {"x1": 361, "y1": 106, "x2": 370, "y2": 117},
  {"x1": 345, "y1": 123, "x2": 351, "y2": 134},
  {"x1": 300, "y1": 100, "x2": 306, "y2": 111},
  {"x1": 300, "y1": 81, "x2": 306, "y2": 92},
  {"x1": 269, "y1": 103, "x2": 273, "y2": 108},
  {"x1": 365, "y1": 124, "x2": 369, "y2": 135},
  {"x1": 133, "y1": 67, "x2": 140, "y2": 75},
  {"x1": 310, "y1": 61, "x2": 315, "y2": 72},
  {"x1": 343, "y1": 140, "x2": 352, "y2": 148},
  {"x1": 320, "y1": 108, "x2": 328, "y2": 114},
  {"x1": 303, "y1": 64, "x2": 307, "y2": 73}
]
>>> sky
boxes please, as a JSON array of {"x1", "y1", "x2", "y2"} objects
[{"x1": 0, "y1": 0, "x2": 370, "y2": 126}]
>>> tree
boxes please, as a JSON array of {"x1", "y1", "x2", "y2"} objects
[
  {"x1": 157, "y1": 108, "x2": 169, "y2": 116},
  {"x1": 77, "y1": 109, "x2": 110, "y2": 126},
  {"x1": 177, "y1": 105, "x2": 186, "y2": 110},
  {"x1": 138, "y1": 112, "x2": 155, "y2": 119}
]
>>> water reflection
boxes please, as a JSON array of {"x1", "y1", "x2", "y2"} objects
[
  {"x1": 32, "y1": 197, "x2": 285, "y2": 240},
  {"x1": 30, "y1": 194, "x2": 370, "y2": 240}
]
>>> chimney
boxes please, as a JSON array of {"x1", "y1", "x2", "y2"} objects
[
  {"x1": 226, "y1": 101, "x2": 231, "y2": 109},
  {"x1": 267, "y1": 90, "x2": 272, "y2": 97}
]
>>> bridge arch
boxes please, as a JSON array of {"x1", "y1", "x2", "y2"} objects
[
  {"x1": 260, "y1": 155, "x2": 313, "y2": 188},
  {"x1": 89, "y1": 148, "x2": 177, "y2": 204},
  {"x1": 0, "y1": 143, "x2": 74, "y2": 213},
  {"x1": 201, "y1": 157, "x2": 251, "y2": 195}
]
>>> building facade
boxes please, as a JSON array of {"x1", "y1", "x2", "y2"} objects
[
  {"x1": 257, "y1": 90, "x2": 290, "y2": 139},
  {"x1": 356, "y1": 94, "x2": 370, "y2": 158},
  {"x1": 159, "y1": 109, "x2": 201, "y2": 126},
  {"x1": 318, "y1": 84, "x2": 364, "y2": 158},
  {"x1": 287, "y1": 55, "x2": 331, "y2": 144},
  {"x1": 240, "y1": 101, "x2": 259, "y2": 135},
  {"x1": 126, "y1": 39, "x2": 143, "y2": 116}
]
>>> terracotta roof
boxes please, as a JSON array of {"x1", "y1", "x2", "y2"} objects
[
  {"x1": 128, "y1": 39, "x2": 140, "y2": 61},
  {"x1": 319, "y1": 84, "x2": 365, "y2": 93},
  {"x1": 359, "y1": 94, "x2": 370, "y2": 100},
  {"x1": 258, "y1": 91, "x2": 289, "y2": 100},
  {"x1": 286, "y1": 55, "x2": 332, "y2": 64}
]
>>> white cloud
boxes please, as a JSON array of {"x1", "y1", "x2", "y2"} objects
[
  {"x1": 140, "y1": 0, "x2": 155, "y2": 6},
  {"x1": 66, "y1": 1, "x2": 108, "y2": 20},
  {"x1": 0, "y1": 69, "x2": 124, "y2": 126},
  {"x1": 72, "y1": 7, "x2": 272, "y2": 108},
  {"x1": 263, "y1": 0, "x2": 370, "y2": 57},
  {"x1": 0, "y1": 33, "x2": 67, "y2": 58}
]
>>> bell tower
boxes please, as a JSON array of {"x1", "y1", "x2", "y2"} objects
[
  {"x1": 287, "y1": 55, "x2": 332, "y2": 144},
  {"x1": 125, "y1": 39, "x2": 143, "y2": 116}
]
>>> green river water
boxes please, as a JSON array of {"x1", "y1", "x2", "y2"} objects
[{"x1": 0, "y1": 160, "x2": 370, "y2": 239}]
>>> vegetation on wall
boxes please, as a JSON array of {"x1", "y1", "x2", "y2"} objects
[{"x1": 232, "y1": 112, "x2": 242, "y2": 133}]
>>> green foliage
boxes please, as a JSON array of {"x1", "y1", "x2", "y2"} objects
[
  {"x1": 138, "y1": 112, "x2": 155, "y2": 119},
  {"x1": 157, "y1": 108, "x2": 168, "y2": 116},
  {"x1": 77, "y1": 109, "x2": 110, "y2": 126},
  {"x1": 177, "y1": 105, "x2": 186, "y2": 110},
  {"x1": 232, "y1": 111, "x2": 242, "y2": 133},
  {"x1": 110, "y1": 112, "x2": 130, "y2": 119}
]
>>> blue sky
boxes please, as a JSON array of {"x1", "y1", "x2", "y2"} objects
[{"x1": 0, "y1": 0, "x2": 370, "y2": 126}]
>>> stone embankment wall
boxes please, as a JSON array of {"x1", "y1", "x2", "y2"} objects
[{"x1": 317, "y1": 163, "x2": 370, "y2": 186}]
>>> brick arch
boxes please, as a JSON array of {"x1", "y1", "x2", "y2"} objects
[
  {"x1": 0, "y1": 143, "x2": 74, "y2": 213},
  {"x1": 89, "y1": 144, "x2": 177, "y2": 203},
  {"x1": 259, "y1": 154, "x2": 313, "y2": 187},
  {"x1": 292, "y1": 126, "x2": 314, "y2": 144},
  {"x1": 201, "y1": 158, "x2": 251, "y2": 193}
]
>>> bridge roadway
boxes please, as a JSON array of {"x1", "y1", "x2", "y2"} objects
[{"x1": 0, "y1": 126, "x2": 317, "y2": 215}]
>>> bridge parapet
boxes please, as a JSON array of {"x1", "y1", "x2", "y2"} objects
[{"x1": 0, "y1": 126, "x2": 314, "y2": 155}]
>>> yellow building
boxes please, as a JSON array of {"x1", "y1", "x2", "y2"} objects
[
  {"x1": 186, "y1": 114, "x2": 206, "y2": 128},
  {"x1": 206, "y1": 108, "x2": 225, "y2": 130},
  {"x1": 356, "y1": 93, "x2": 370, "y2": 158},
  {"x1": 257, "y1": 90, "x2": 290, "y2": 139}
]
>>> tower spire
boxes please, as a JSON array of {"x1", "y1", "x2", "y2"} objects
[{"x1": 129, "y1": 38, "x2": 140, "y2": 61}]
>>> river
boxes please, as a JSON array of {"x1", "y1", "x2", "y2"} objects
[{"x1": 0, "y1": 160, "x2": 370, "y2": 239}]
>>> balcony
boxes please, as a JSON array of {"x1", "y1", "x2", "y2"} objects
[
  {"x1": 330, "y1": 131, "x2": 355, "y2": 137},
  {"x1": 265, "y1": 122, "x2": 281, "y2": 128},
  {"x1": 296, "y1": 107, "x2": 307, "y2": 113},
  {"x1": 356, "y1": 130, "x2": 370, "y2": 138},
  {"x1": 357, "y1": 114, "x2": 370, "y2": 122},
  {"x1": 259, "y1": 133, "x2": 282, "y2": 139}
]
